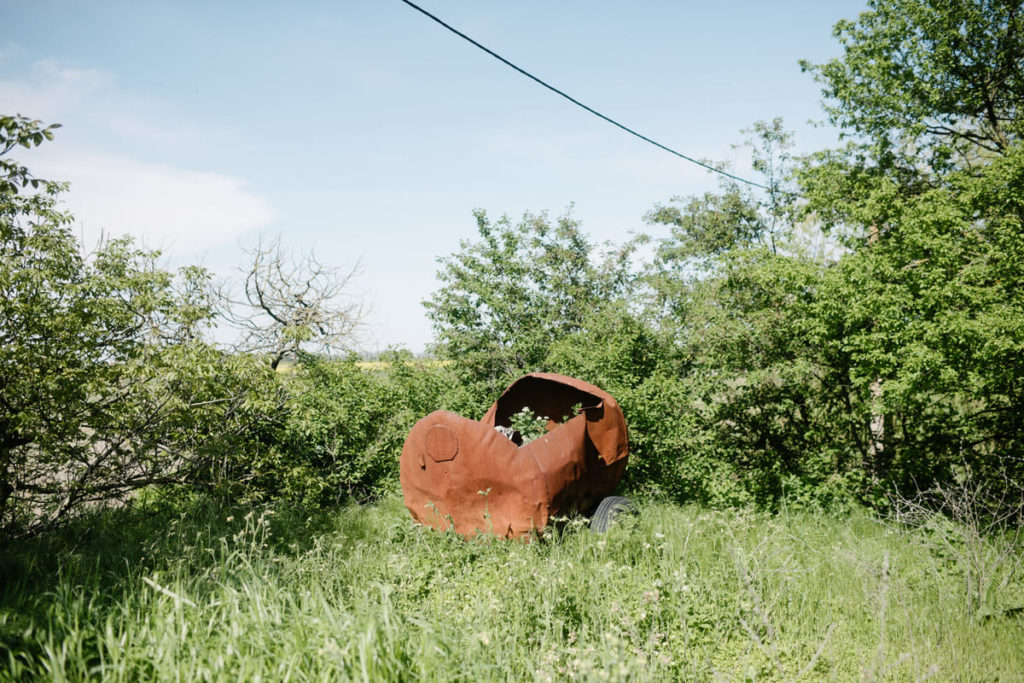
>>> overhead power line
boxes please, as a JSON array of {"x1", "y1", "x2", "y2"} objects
[{"x1": 398, "y1": 0, "x2": 772, "y2": 192}]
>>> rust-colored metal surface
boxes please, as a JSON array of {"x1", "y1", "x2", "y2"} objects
[{"x1": 400, "y1": 373, "x2": 629, "y2": 538}]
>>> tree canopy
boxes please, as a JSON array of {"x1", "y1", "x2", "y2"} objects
[{"x1": 802, "y1": 0, "x2": 1023, "y2": 180}]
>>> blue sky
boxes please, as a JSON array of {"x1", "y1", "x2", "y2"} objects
[{"x1": 2, "y1": 1, "x2": 866, "y2": 353}]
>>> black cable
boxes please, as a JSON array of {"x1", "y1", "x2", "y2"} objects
[{"x1": 398, "y1": 0, "x2": 773, "y2": 192}]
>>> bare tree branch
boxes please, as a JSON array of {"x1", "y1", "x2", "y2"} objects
[{"x1": 220, "y1": 236, "x2": 368, "y2": 368}]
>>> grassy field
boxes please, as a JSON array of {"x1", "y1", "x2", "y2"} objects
[{"x1": 1, "y1": 495, "x2": 1022, "y2": 681}]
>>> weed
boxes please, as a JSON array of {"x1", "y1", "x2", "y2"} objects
[{"x1": 0, "y1": 498, "x2": 1021, "y2": 680}]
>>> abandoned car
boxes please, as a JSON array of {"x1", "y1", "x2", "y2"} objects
[{"x1": 399, "y1": 372, "x2": 632, "y2": 538}]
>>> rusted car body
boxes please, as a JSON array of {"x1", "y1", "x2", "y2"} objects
[{"x1": 400, "y1": 373, "x2": 629, "y2": 538}]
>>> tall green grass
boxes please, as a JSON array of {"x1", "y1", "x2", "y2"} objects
[{"x1": 1, "y1": 496, "x2": 1022, "y2": 681}]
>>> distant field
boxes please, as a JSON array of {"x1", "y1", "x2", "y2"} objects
[
  {"x1": 274, "y1": 358, "x2": 452, "y2": 373},
  {"x1": 2, "y1": 497, "x2": 1022, "y2": 681},
  {"x1": 354, "y1": 359, "x2": 452, "y2": 371}
]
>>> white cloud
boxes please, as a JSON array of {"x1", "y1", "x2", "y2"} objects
[
  {"x1": 0, "y1": 59, "x2": 109, "y2": 112},
  {"x1": 2, "y1": 59, "x2": 273, "y2": 254},
  {"x1": 38, "y1": 153, "x2": 274, "y2": 256},
  {"x1": 0, "y1": 60, "x2": 206, "y2": 148}
]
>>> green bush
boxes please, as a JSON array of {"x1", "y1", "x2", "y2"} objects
[
  {"x1": 0, "y1": 115, "x2": 281, "y2": 539},
  {"x1": 248, "y1": 352, "x2": 473, "y2": 506}
]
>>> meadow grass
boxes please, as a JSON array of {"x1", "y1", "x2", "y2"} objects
[{"x1": 1, "y1": 495, "x2": 1022, "y2": 681}]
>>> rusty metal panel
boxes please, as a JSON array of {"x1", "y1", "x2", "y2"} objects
[{"x1": 400, "y1": 373, "x2": 629, "y2": 538}]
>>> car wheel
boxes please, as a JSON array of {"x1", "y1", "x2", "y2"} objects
[{"x1": 589, "y1": 496, "x2": 636, "y2": 533}]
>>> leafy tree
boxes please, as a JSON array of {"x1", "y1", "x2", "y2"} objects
[
  {"x1": 643, "y1": 122, "x2": 835, "y2": 503},
  {"x1": 648, "y1": 119, "x2": 797, "y2": 264},
  {"x1": 801, "y1": 0, "x2": 1023, "y2": 181},
  {"x1": 645, "y1": 120, "x2": 806, "y2": 322},
  {"x1": 797, "y1": 0, "x2": 1024, "y2": 497},
  {"x1": 0, "y1": 116, "x2": 277, "y2": 538},
  {"x1": 424, "y1": 209, "x2": 635, "y2": 399},
  {"x1": 545, "y1": 301, "x2": 673, "y2": 395},
  {"x1": 810, "y1": 148, "x2": 1024, "y2": 490}
]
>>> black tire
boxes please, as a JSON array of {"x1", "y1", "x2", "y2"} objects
[{"x1": 589, "y1": 496, "x2": 636, "y2": 533}]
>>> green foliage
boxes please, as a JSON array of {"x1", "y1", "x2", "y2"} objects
[
  {"x1": 506, "y1": 406, "x2": 550, "y2": 444},
  {"x1": 801, "y1": 0, "x2": 1024, "y2": 179},
  {"x1": 619, "y1": 373, "x2": 754, "y2": 507},
  {"x1": 425, "y1": 208, "x2": 636, "y2": 398},
  {"x1": 609, "y1": 1, "x2": 1024, "y2": 509},
  {"x1": 543, "y1": 305, "x2": 705, "y2": 502},
  {"x1": 675, "y1": 253, "x2": 840, "y2": 505},
  {"x1": 795, "y1": 0, "x2": 1024, "y2": 498},
  {"x1": 545, "y1": 302, "x2": 674, "y2": 395},
  {"x1": 811, "y1": 148, "x2": 1024, "y2": 490},
  {"x1": 647, "y1": 119, "x2": 797, "y2": 266},
  {"x1": 639, "y1": 119, "x2": 856, "y2": 508},
  {"x1": 252, "y1": 352, "x2": 469, "y2": 506},
  {"x1": 0, "y1": 115, "x2": 281, "y2": 539},
  {"x1": 647, "y1": 189, "x2": 767, "y2": 263},
  {"x1": 0, "y1": 115, "x2": 61, "y2": 198}
]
